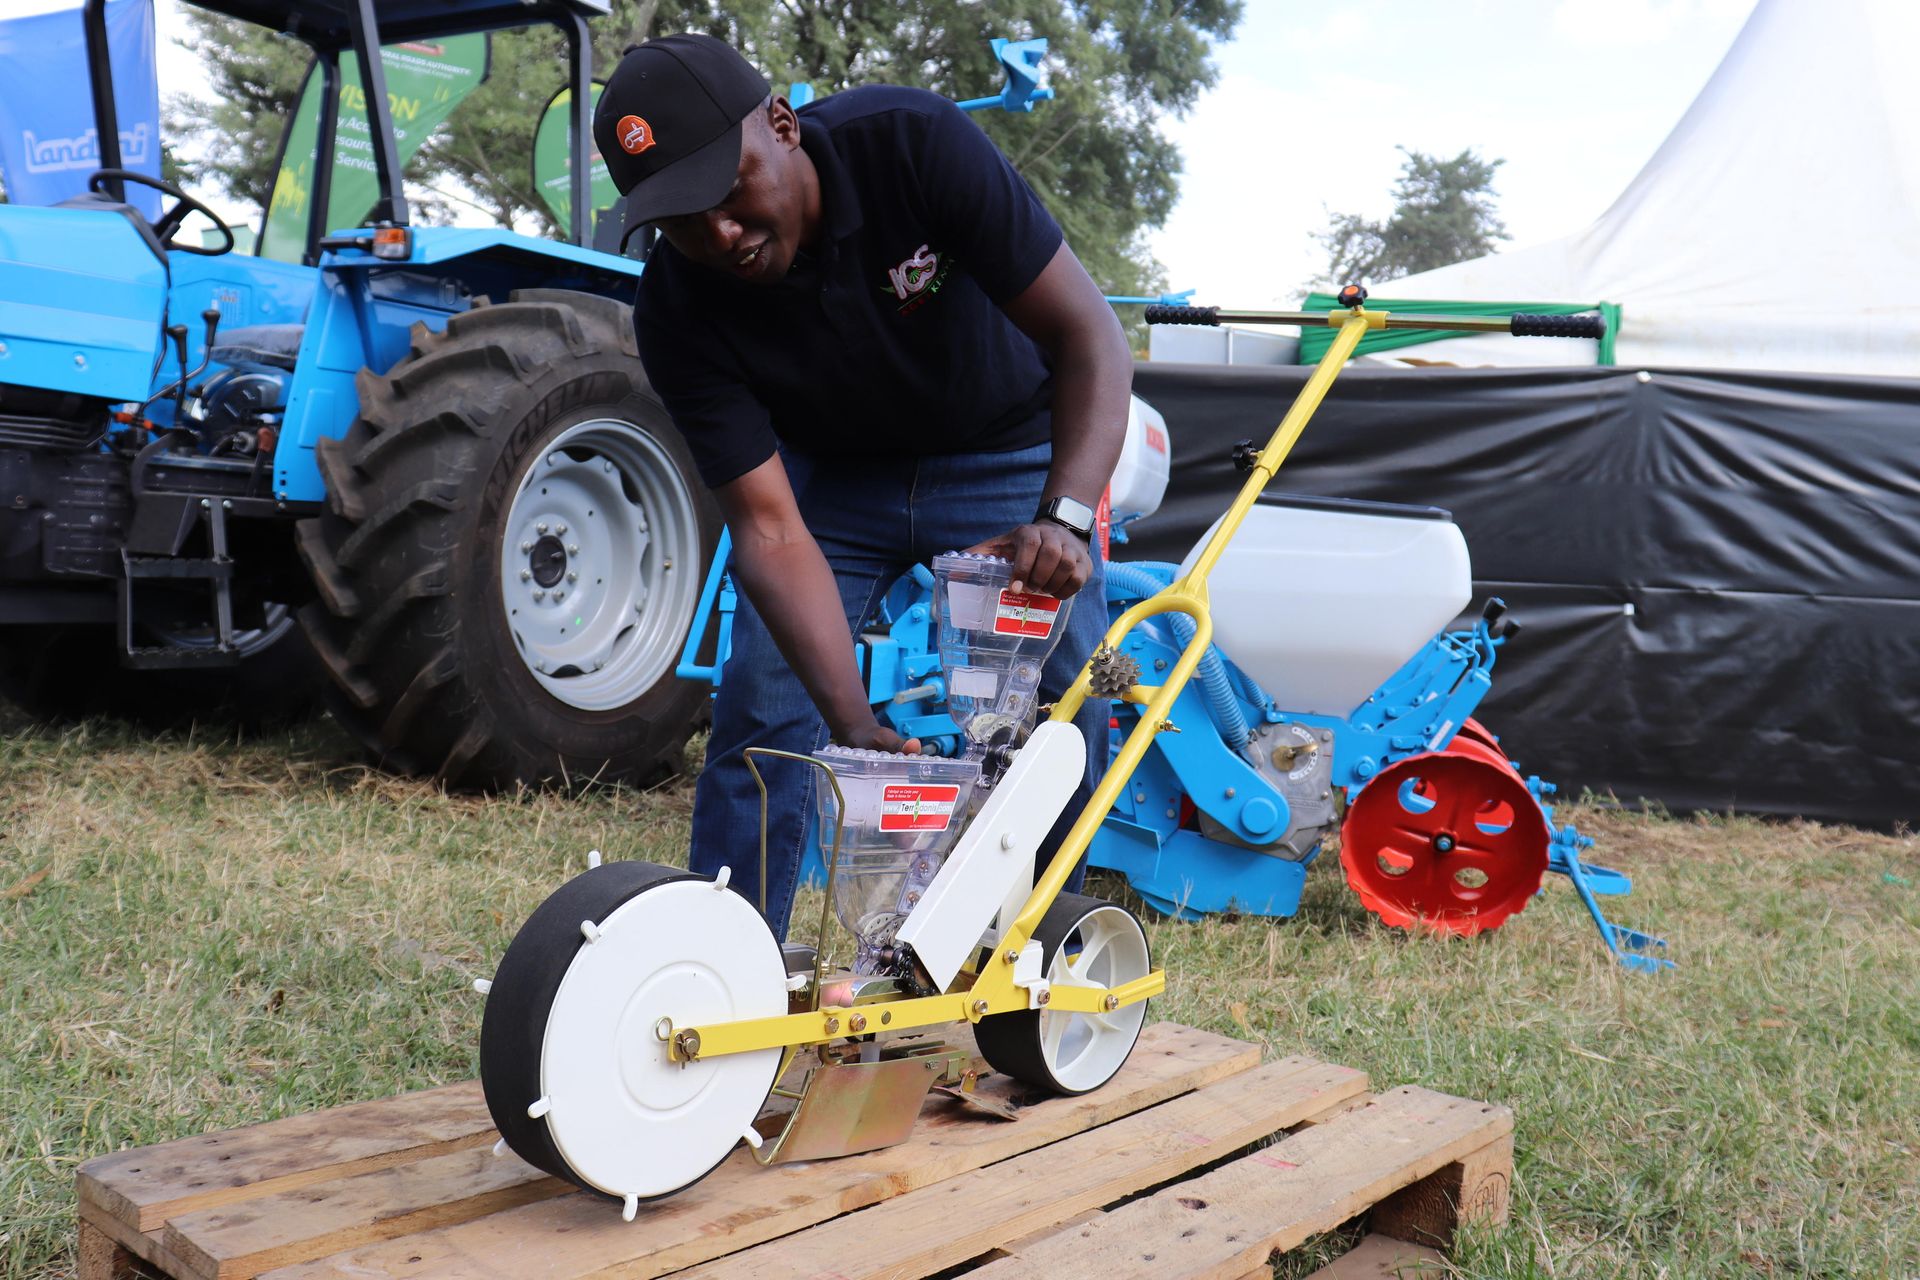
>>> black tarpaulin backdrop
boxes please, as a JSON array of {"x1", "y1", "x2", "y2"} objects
[{"x1": 1124, "y1": 361, "x2": 1920, "y2": 828}]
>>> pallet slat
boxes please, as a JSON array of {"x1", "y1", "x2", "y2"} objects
[
  {"x1": 1301, "y1": 1234, "x2": 1446, "y2": 1279},
  {"x1": 161, "y1": 1147, "x2": 565, "y2": 1280},
  {"x1": 969, "y1": 1086, "x2": 1513, "y2": 1280},
  {"x1": 676, "y1": 1056, "x2": 1369, "y2": 1280},
  {"x1": 256, "y1": 1023, "x2": 1255, "y2": 1280},
  {"x1": 78, "y1": 1199, "x2": 193, "y2": 1280},
  {"x1": 78, "y1": 1082, "x2": 494, "y2": 1234},
  {"x1": 1371, "y1": 1131, "x2": 1514, "y2": 1250}
]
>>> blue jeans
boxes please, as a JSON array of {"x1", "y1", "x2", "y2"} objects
[{"x1": 691, "y1": 442, "x2": 1109, "y2": 940}]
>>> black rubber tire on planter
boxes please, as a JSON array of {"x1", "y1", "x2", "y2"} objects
[
  {"x1": 973, "y1": 892, "x2": 1152, "y2": 1096},
  {"x1": 0, "y1": 615, "x2": 319, "y2": 729},
  {"x1": 479, "y1": 859, "x2": 698, "y2": 1199},
  {"x1": 294, "y1": 289, "x2": 718, "y2": 790}
]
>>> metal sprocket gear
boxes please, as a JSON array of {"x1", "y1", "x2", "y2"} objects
[{"x1": 1086, "y1": 645, "x2": 1141, "y2": 698}]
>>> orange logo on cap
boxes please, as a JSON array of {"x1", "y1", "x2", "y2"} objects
[{"x1": 616, "y1": 114, "x2": 656, "y2": 155}]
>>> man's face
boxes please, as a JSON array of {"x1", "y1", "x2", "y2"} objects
[{"x1": 654, "y1": 101, "x2": 806, "y2": 284}]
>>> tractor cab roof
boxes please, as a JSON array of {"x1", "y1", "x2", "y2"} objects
[{"x1": 187, "y1": 0, "x2": 610, "y2": 50}]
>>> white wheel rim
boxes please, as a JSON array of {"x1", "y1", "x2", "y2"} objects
[
  {"x1": 538, "y1": 880, "x2": 785, "y2": 1198},
  {"x1": 1038, "y1": 905, "x2": 1150, "y2": 1092},
  {"x1": 498, "y1": 417, "x2": 702, "y2": 711}
]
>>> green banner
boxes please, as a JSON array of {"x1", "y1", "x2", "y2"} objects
[
  {"x1": 532, "y1": 81, "x2": 617, "y2": 236},
  {"x1": 260, "y1": 34, "x2": 489, "y2": 262}
]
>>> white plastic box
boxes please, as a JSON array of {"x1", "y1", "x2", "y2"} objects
[
  {"x1": 1176, "y1": 500, "x2": 1472, "y2": 717},
  {"x1": 1109, "y1": 395, "x2": 1172, "y2": 524}
]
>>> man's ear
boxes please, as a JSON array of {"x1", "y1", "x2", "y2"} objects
[{"x1": 767, "y1": 96, "x2": 801, "y2": 150}]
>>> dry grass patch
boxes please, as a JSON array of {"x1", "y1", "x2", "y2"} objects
[{"x1": 1, "y1": 718, "x2": 1915, "y2": 1278}]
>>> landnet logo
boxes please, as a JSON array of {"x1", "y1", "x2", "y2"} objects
[{"x1": 22, "y1": 123, "x2": 151, "y2": 173}]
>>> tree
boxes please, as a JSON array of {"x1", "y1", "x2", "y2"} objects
[
  {"x1": 167, "y1": 0, "x2": 1241, "y2": 297},
  {"x1": 1315, "y1": 148, "x2": 1508, "y2": 289},
  {"x1": 167, "y1": 13, "x2": 314, "y2": 213}
]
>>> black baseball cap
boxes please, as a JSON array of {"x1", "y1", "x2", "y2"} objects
[{"x1": 592, "y1": 34, "x2": 772, "y2": 224}]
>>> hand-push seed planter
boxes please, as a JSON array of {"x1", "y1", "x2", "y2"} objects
[{"x1": 477, "y1": 292, "x2": 1614, "y2": 1214}]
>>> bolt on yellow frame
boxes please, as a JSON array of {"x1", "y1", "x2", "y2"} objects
[{"x1": 676, "y1": 303, "x2": 1531, "y2": 1063}]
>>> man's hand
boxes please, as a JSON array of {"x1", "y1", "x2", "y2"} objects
[
  {"x1": 965, "y1": 521, "x2": 1093, "y2": 598},
  {"x1": 834, "y1": 718, "x2": 922, "y2": 755}
]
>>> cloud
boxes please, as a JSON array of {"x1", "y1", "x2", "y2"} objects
[{"x1": 1550, "y1": 0, "x2": 1752, "y2": 47}]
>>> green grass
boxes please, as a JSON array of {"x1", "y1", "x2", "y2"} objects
[{"x1": 1, "y1": 717, "x2": 1915, "y2": 1279}]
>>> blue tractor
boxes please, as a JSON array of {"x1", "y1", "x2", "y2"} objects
[{"x1": 0, "y1": 0, "x2": 720, "y2": 786}]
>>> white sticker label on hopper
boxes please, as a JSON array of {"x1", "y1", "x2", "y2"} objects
[
  {"x1": 950, "y1": 667, "x2": 999, "y2": 698},
  {"x1": 946, "y1": 582, "x2": 997, "y2": 630}
]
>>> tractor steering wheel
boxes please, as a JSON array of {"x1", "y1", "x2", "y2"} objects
[{"x1": 88, "y1": 168, "x2": 236, "y2": 256}]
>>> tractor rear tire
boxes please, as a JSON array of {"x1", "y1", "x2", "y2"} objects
[{"x1": 295, "y1": 290, "x2": 717, "y2": 791}]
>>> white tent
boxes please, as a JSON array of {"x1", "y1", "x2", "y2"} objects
[{"x1": 1364, "y1": 0, "x2": 1920, "y2": 375}]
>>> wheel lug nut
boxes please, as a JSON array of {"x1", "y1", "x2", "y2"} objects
[
  {"x1": 566, "y1": 571, "x2": 578, "y2": 583},
  {"x1": 532, "y1": 588, "x2": 545, "y2": 600},
  {"x1": 519, "y1": 569, "x2": 531, "y2": 582},
  {"x1": 555, "y1": 591, "x2": 566, "y2": 602},
  {"x1": 567, "y1": 544, "x2": 579, "y2": 555},
  {"x1": 603, "y1": 461, "x2": 614, "y2": 473},
  {"x1": 556, "y1": 524, "x2": 567, "y2": 535},
  {"x1": 536, "y1": 522, "x2": 548, "y2": 534},
  {"x1": 520, "y1": 541, "x2": 532, "y2": 552}
]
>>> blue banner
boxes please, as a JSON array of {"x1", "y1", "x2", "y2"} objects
[{"x1": 0, "y1": 0, "x2": 161, "y2": 217}]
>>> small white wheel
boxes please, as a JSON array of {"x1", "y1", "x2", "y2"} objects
[
  {"x1": 976, "y1": 893, "x2": 1151, "y2": 1095},
  {"x1": 481, "y1": 862, "x2": 787, "y2": 1202}
]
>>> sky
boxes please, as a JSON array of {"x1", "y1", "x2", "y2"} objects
[
  {"x1": 1150, "y1": 0, "x2": 1756, "y2": 305},
  {"x1": 130, "y1": 0, "x2": 1756, "y2": 303}
]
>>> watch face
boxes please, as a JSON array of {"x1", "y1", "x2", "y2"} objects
[{"x1": 1042, "y1": 496, "x2": 1095, "y2": 535}]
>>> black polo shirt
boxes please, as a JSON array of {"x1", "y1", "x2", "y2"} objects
[{"x1": 632, "y1": 86, "x2": 1065, "y2": 489}]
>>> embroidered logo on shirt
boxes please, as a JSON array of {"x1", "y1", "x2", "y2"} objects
[
  {"x1": 886, "y1": 244, "x2": 940, "y2": 300},
  {"x1": 882, "y1": 243, "x2": 957, "y2": 315}
]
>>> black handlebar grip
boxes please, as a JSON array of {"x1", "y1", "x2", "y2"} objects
[
  {"x1": 1510, "y1": 312, "x2": 1607, "y2": 340},
  {"x1": 1144, "y1": 304, "x2": 1221, "y2": 327}
]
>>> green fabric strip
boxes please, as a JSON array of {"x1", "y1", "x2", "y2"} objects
[{"x1": 1296, "y1": 295, "x2": 1619, "y2": 366}]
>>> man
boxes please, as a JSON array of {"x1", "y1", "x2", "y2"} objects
[{"x1": 591, "y1": 33, "x2": 1133, "y2": 938}]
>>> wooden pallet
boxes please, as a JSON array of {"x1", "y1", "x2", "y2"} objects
[{"x1": 76, "y1": 1023, "x2": 1512, "y2": 1280}]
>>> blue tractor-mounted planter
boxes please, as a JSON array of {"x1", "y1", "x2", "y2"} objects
[{"x1": 682, "y1": 406, "x2": 1672, "y2": 972}]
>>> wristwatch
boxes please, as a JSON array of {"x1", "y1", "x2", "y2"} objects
[{"x1": 1035, "y1": 495, "x2": 1096, "y2": 542}]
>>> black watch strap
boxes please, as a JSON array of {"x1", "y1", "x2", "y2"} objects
[{"x1": 1036, "y1": 495, "x2": 1095, "y2": 541}]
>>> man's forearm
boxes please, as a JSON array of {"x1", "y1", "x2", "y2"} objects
[
  {"x1": 1002, "y1": 244, "x2": 1133, "y2": 508},
  {"x1": 1041, "y1": 316, "x2": 1134, "y2": 506},
  {"x1": 980, "y1": 244, "x2": 1134, "y2": 597},
  {"x1": 728, "y1": 534, "x2": 874, "y2": 738}
]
